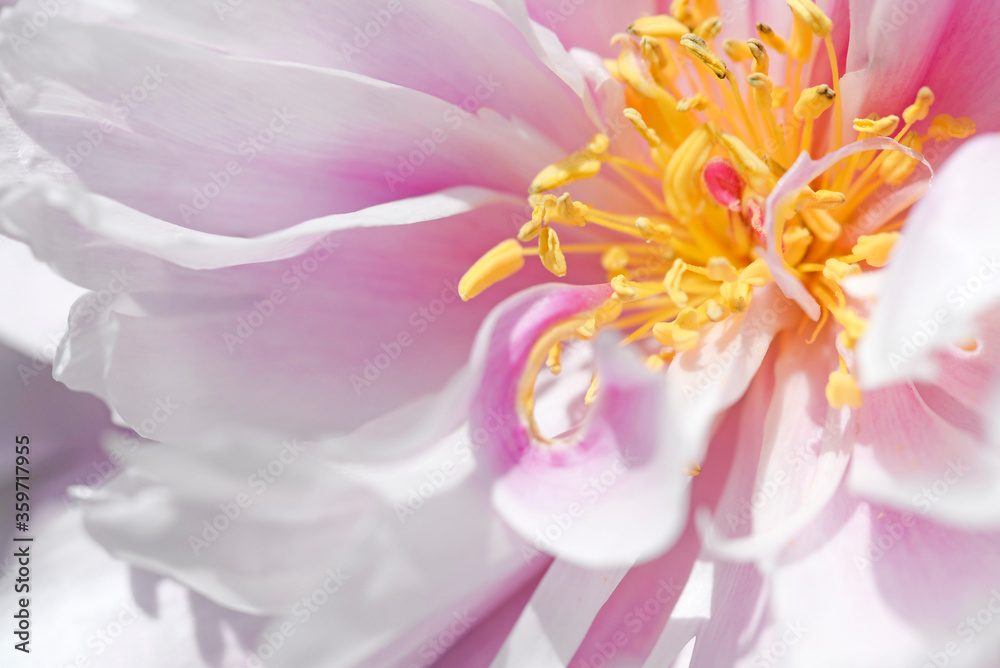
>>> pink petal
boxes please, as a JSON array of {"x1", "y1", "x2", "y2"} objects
[
  {"x1": 857, "y1": 135, "x2": 1000, "y2": 390},
  {"x1": 0, "y1": 239, "x2": 84, "y2": 359},
  {"x1": 433, "y1": 572, "x2": 546, "y2": 667},
  {"x1": 566, "y1": 404, "x2": 748, "y2": 667},
  {"x1": 491, "y1": 560, "x2": 631, "y2": 667},
  {"x1": 698, "y1": 331, "x2": 852, "y2": 562},
  {"x1": 24, "y1": 0, "x2": 598, "y2": 153},
  {"x1": 849, "y1": 382, "x2": 1000, "y2": 529},
  {"x1": 0, "y1": 16, "x2": 573, "y2": 236},
  {"x1": 771, "y1": 487, "x2": 1000, "y2": 666}
]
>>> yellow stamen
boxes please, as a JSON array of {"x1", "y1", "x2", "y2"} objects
[
  {"x1": 462, "y1": 6, "x2": 968, "y2": 416},
  {"x1": 756, "y1": 23, "x2": 789, "y2": 54},
  {"x1": 695, "y1": 17, "x2": 723, "y2": 40},
  {"x1": 787, "y1": 0, "x2": 833, "y2": 37},
  {"x1": 782, "y1": 227, "x2": 813, "y2": 266},
  {"x1": 546, "y1": 342, "x2": 562, "y2": 375},
  {"x1": 663, "y1": 258, "x2": 690, "y2": 307},
  {"x1": 793, "y1": 84, "x2": 836, "y2": 121},
  {"x1": 529, "y1": 137, "x2": 607, "y2": 193},
  {"x1": 795, "y1": 188, "x2": 846, "y2": 212},
  {"x1": 801, "y1": 209, "x2": 842, "y2": 242},
  {"x1": 677, "y1": 93, "x2": 710, "y2": 112},
  {"x1": 826, "y1": 370, "x2": 862, "y2": 408},
  {"x1": 705, "y1": 298, "x2": 727, "y2": 321},
  {"x1": 852, "y1": 232, "x2": 899, "y2": 267},
  {"x1": 680, "y1": 33, "x2": 728, "y2": 79},
  {"x1": 724, "y1": 39, "x2": 753, "y2": 62},
  {"x1": 771, "y1": 86, "x2": 789, "y2": 108},
  {"x1": 927, "y1": 114, "x2": 976, "y2": 141},
  {"x1": 832, "y1": 307, "x2": 868, "y2": 345},
  {"x1": 611, "y1": 274, "x2": 641, "y2": 301},
  {"x1": 740, "y1": 258, "x2": 773, "y2": 286},
  {"x1": 902, "y1": 86, "x2": 935, "y2": 126},
  {"x1": 671, "y1": 0, "x2": 693, "y2": 23},
  {"x1": 624, "y1": 107, "x2": 663, "y2": 149},
  {"x1": 635, "y1": 216, "x2": 674, "y2": 243},
  {"x1": 853, "y1": 115, "x2": 900, "y2": 137},
  {"x1": 788, "y1": 13, "x2": 813, "y2": 63},
  {"x1": 822, "y1": 257, "x2": 860, "y2": 284},
  {"x1": 539, "y1": 226, "x2": 567, "y2": 276},
  {"x1": 653, "y1": 307, "x2": 701, "y2": 351},
  {"x1": 628, "y1": 14, "x2": 690, "y2": 40},
  {"x1": 664, "y1": 124, "x2": 715, "y2": 220},
  {"x1": 458, "y1": 239, "x2": 527, "y2": 301},
  {"x1": 879, "y1": 131, "x2": 923, "y2": 184}
]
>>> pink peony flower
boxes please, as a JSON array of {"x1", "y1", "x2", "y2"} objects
[{"x1": 4, "y1": 0, "x2": 1000, "y2": 666}]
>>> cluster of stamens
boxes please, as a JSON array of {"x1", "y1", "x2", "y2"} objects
[{"x1": 459, "y1": 0, "x2": 975, "y2": 412}]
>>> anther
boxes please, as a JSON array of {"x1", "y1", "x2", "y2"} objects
[
  {"x1": 680, "y1": 33, "x2": 727, "y2": 79},
  {"x1": 694, "y1": 17, "x2": 723, "y2": 40},
  {"x1": 458, "y1": 239, "x2": 526, "y2": 300},
  {"x1": 539, "y1": 226, "x2": 567, "y2": 276},
  {"x1": 852, "y1": 232, "x2": 899, "y2": 268},
  {"x1": 529, "y1": 140, "x2": 605, "y2": 194},
  {"x1": 902, "y1": 86, "x2": 934, "y2": 126},
  {"x1": 677, "y1": 93, "x2": 709, "y2": 112},
  {"x1": 663, "y1": 258, "x2": 689, "y2": 307},
  {"x1": 611, "y1": 274, "x2": 640, "y2": 301},
  {"x1": 793, "y1": 85, "x2": 836, "y2": 121},
  {"x1": 853, "y1": 115, "x2": 900, "y2": 137},
  {"x1": 746, "y1": 38, "x2": 769, "y2": 74},
  {"x1": 518, "y1": 203, "x2": 545, "y2": 241},
  {"x1": 627, "y1": 14, "x2": 690, "y2": 40},
  {"x1": 795, "y1": 188, "x2": 846, "y2": 212},
  {"x1": 822, "y1": 258, "x2": 860, "y2": 284},
  {"x1": 636, "y1": 216, "x2": 673, "y2": 242},
  {"x1": 927, "y1": 114, "x2": 976, "y2": 141},
  {"x1": 756, "y1": 23, "x2": 789, "y2": 54},
  {"x1": 787, "y1": 0, "x2": 833, "y2": 37},
  {"x1": 652, "y1": 308, "x2": 701, "y2": 351},
  {"x1": 826, "y1": 370, "x2": 862, "y2": 408},
  {"x1": 705, "y1": 298, "x2": 726, "y2": 321},
  {"x1": 624, "y1": 108, "x2": 663, "y2": 148},
  {"x1": 556, "y1": 193, "x2": 589, "y2": 226},
  {"x1": 723, "y1": 39, "x2": 753, "y2": 61}
]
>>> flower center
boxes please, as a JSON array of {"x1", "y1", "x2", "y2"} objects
[{"x1": 459, "y1": 0, "x2": 975, "y2": 413}]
